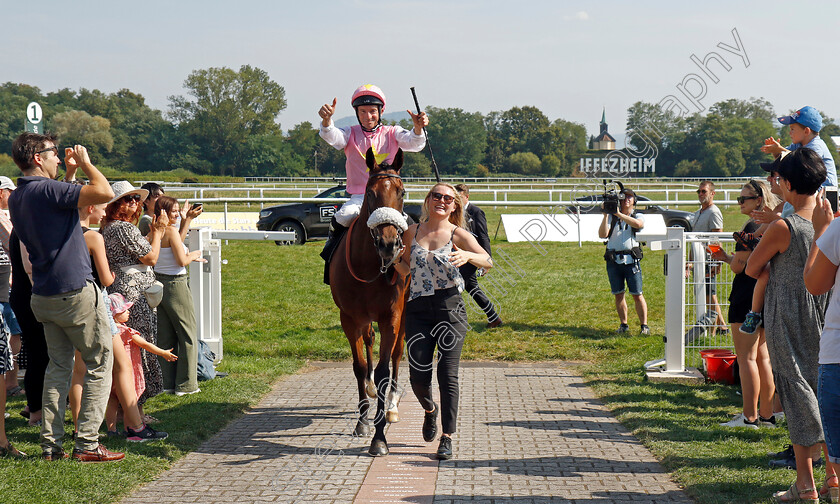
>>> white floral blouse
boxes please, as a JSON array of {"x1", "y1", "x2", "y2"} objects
[{"x1": 408, "y1": 228, "x2": 464, "y2": 302}]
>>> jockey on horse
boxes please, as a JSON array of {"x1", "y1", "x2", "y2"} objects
[{"x1": 318, "y1": 84, "x2": 429, "y2": 283}]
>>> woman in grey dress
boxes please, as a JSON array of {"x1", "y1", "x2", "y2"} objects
[
  {"x1": 746, "y1": 148, "x2": 828, "y2": 503},
  {"x1": 101, "y1": 182, "x2": 168, "y2": 420}
]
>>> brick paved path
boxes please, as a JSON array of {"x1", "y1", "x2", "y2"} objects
[{"x1": 122, "y1": 362, "x2": 692, "y2": 504}]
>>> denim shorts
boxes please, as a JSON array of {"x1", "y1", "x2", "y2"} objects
[
  {"x1": 101, "y1": 289, "x2": 118, "y2": 336},
  {"x1": 705, "y1": 274, "x2": 718, "y2": 297},
  {"x1": 819, "y1": 363, "x2": 840, "y2": 464},
  {"x1": 1, "y1": 301, "x2": 21, "y2": 335},
  {"x1": 606, "y1": 260, "x2": 643, "y2": 295}
]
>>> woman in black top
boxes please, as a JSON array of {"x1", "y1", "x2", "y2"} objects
[
  {"x1": 712, "y1": 180, "x2": 779, "y2": 428},
  {"x1": 9, "y1": 231, "x2": 47, "y2": 428}
]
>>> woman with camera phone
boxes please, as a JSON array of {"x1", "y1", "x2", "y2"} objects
[
  {"x1": 598, "y1": 188, "x2": 649, "y2": 335},
  {"x1": 711, "y1": 180, "x2": 779, "y2": 429}
]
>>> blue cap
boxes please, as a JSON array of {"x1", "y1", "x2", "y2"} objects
[{"x1": 778, "y1": 106, "x2": 822, "y2": 132}]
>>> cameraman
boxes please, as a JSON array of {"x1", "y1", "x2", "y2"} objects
[{"x1": 598, "y1": 188, "x2": 650, "y2": 335}]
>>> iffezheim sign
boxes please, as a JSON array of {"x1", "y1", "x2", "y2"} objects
[{"x1": 579, "y1": 156, "x2": 656, "y2": 176}]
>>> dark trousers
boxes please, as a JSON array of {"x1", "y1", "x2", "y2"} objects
[
  {"x1": 406, "y1": 288, "x2": 468, "y2": 434},
  {"x1": 461, "y1": 265, "x2": 498, "y2": 322},
  {"x1": 11, "y1": 296, "x2": 48, "y2": 412}
]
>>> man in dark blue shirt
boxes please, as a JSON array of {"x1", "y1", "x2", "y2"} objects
[{"x1": 9, "y1": 132, "x2": 122, "y2": 462}]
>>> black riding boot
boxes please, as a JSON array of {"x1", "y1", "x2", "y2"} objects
[{"x1": 321, "y1": 217, "x2": 347, "y2": 285}]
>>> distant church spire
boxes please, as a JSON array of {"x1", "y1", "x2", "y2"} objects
[
  {"x1": 591, "y1": 107, "x2": 616, "y2": 150},
  {"x1": 600, "y1": 107, "x2": 607, "y2": 134}
]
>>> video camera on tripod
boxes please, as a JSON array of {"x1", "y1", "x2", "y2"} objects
[{"x1": 601, "y1": 180, "x2": 626, "y2": 214}]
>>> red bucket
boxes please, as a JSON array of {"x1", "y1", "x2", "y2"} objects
[{"x1": 700, "y1": 349, "x2": 737, "y2": 384}]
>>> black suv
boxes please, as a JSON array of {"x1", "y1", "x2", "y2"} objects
[
  {"x1": 567, "y1": 194, "x2": 693, "y2": 230},
  {"x1": 257, "y1": 185, "x2": 422, "y2": 245}
]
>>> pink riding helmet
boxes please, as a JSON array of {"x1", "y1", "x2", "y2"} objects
[{"x1": 351, "y1": 84, "x2": 386, "y2": 111}]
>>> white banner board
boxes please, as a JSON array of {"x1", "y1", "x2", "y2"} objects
[
  {"x1": 190, "y1": 212, "x2": 260, "y2": 231},
  {"x1": 501, "y1": 213, "x2": 668, "y2": 243}
]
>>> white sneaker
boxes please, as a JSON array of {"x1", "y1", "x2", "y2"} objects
[
  {"x1": 720, "y1": 413, "x2": 759, "y2": 429},
  {"x1": 773, "y1": 411, "x2": 785, "y2": 421},
  {"x1": 175, "y1": 388, "x2": 200, "y2": 397}
]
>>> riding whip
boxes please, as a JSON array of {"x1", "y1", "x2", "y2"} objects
[{"x1": 410, "y1": 87, "x2": 441, "y2": 182}]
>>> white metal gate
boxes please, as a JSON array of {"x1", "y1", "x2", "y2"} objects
[
  {"x1": 186, "y1": 228, "x2": 294, "y2": 363},
  {"x1": 649, "y1": 228, "x2": 737, "y2": 374}
]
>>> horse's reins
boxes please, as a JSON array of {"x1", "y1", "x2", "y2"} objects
[{"x1": 345, "y1": 172, "x2": 406, "y2": 285}]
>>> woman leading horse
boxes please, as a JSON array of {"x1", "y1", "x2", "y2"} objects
[{"x1": 393, "y1": 183, "x2": 493, "y2": 460}]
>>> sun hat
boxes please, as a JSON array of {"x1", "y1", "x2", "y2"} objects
[
  {"x1": 107, "y1": 181, "x2": 149, "y2": 205},
  {"x1": 0, "y1": 177, "x2": 16, "y2": 191},
  {"x1": 778, "y1": 106, "x2": 823, "y2": 133},
  {"x1": 108, "y1": 292, "x2": 134, "y2": 316}
]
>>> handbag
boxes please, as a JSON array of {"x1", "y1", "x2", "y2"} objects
[
  {"x1": 121, "y1": 264, "x2": 164, "y2": 308},
  {"x1": 144, "y1": 281, "x2": 164, "y2": 308}
]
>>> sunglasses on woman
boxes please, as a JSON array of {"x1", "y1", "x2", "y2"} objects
[
  {"x1": 736, "y1": 196, "x2": 759, "y2": 204},
  {"x1": 430, "y1": 192, "x2": 455, "y2": 204},
  {"x1": 122, "y1": 194, "x2": 142, "y2": 203}
]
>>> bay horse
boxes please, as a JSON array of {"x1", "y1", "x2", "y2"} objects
[{"x1": 329, "y1": 147, "x2": 408, "y2": 457}]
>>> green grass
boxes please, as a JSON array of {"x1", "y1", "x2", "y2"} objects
[{"x1": 1, "y1": 229, "x2": 805, "y2": 503}]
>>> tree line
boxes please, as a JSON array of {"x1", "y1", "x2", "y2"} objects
[
  {"x1": 0, "y1": 65, "x2": 836, "y2": 179},
  {"x1": 626, "y1": 98, "x2": 840, "y2": 177}
]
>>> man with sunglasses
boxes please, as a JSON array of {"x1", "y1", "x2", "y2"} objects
[
  {"x1": 689, "y1": 181, "x2": 727, "y2": 335},
  {"x1": 8, "y1": 133, "x2": 123, "y2": 462}
]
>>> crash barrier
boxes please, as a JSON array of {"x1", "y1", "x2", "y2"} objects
[
  {"x1": 185, "y1": 228, "x2": 294, "y2": 362},
  {"x1": 138, "y1": 176, "x2": 756, "y2": 188},
  {"x1": 155, "y1": 186, "x2": 753, "y2": 209},
  {"x1": 648, "y1": 228, "x2": 736, "y2": 374}
]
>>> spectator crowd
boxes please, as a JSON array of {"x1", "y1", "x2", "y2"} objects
[
  {"x1": 0, "y1": 132, "x2": 206, "y2": 462},
  {"x1": 1, "y1": 103, "x2": 839, "y2": 504},
  {"x1": 598, "y1": 105, "x2": 839, "y2": 502},
  {"x1": 687, "y1": 107, "x2": 837, "y2": 503}
]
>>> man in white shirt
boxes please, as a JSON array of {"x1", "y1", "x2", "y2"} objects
[{"x1": 690, "y1": 181, "x2": 726, "y2": 334}]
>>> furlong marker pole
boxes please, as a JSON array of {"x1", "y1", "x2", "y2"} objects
[{"x1": 410, "y1": 87, "x2": 441, "y2": 182}]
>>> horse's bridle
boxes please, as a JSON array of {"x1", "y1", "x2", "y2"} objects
[
  {"x1": 364, "y1": 172, "x2": 404, "y2": 213},
  {"x1": 346, "y1": 171, "x2": 407, "y2": 283}
]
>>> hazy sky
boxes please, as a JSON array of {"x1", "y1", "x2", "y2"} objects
[{"x1": 3, "y1": 1, "x2": 839, "y2": 143}]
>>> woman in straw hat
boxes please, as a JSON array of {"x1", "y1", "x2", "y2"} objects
[{"x1": 101, "y1": 181, "x2": 168, "y2": 422}]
